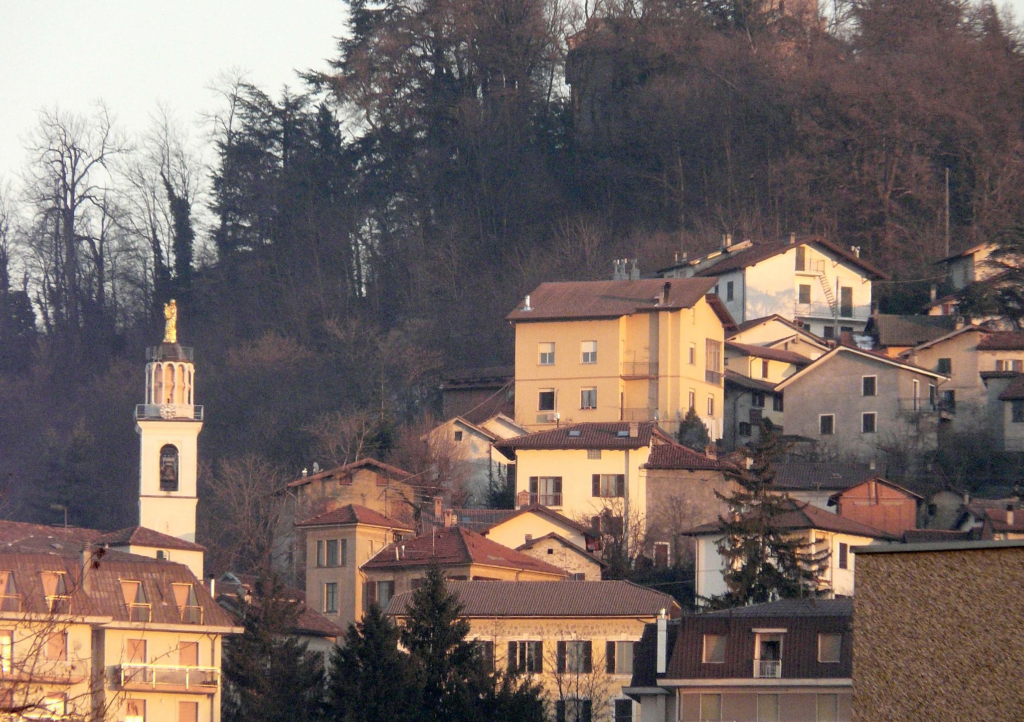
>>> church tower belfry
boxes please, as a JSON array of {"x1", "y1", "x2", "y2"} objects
[{"x1": 135, "y1": 300, "x2": 202, "y2": 542}]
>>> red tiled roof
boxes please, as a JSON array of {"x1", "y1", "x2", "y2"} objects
[
  {"x1": 506, "y1": 278, "x2": 719, "y2": 322},
  {"x1": 495, "y1": 422, "x2": 671, "y2": 455},
  {"x1": 725, "y1": 340, "x2": 812, "y2": 365},
  {"x1": 978, "y1": 332, "x2": 1024, "y2": 351},
  {"x1": 482, "y1": 505, "x2": 599, "y2": 541},
  {"x1": 691, "y1": 237, "x2": 888, "y2": 280},
  {"x1": 361, "y1": 526, "x2": 567, "y2": 577},
  {"x1": 287, "y1": 457, "x2": 413, "y2": 488},
  {"x1": 296, "y1": 504, "x2": 414, "y2": 530},
  {"x1": 705, "y1": 294, "x2": 738, "y2": 333},
  {"x1": 732, "y1": 315, "x2": 825, "y2": 342},
  {"x1": 685, "y1": 500, "x2": 897, "y2": 540},
  {"x1": 643, "y1": 443, "x2": 724, "y2": 471},
  {"x1": 216, "y1": 573, "x2": 344, "y2": 638},
  {"x1": 724, "y1": 369, "x2": 778, "y2": 393},
  {"x1": 95, "y1": 526, "x2": 206, "y2": 552},
  {"x1": 385, "y1": 580, "x2": 678, "y2": 618},
  {"x1": 0, "y1": 520, "x2": 103, "y2": 546}
]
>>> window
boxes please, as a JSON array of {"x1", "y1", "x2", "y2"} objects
[
  {"x1": 324, "y1": 582, "x2": 338, "y2": 613},
  {"x1": 156, "y1": 550, "x2": 167, "y2": 560},
  {"x1": 751, "y1": 392, "x2": 765, "y2": 408},
  {"x1": 818, "y1": 633, "x2": 842, "y2": 663},
  {"x1": 1014, "y1": 401, "x2": 1024, "y2": 424},
  {"x1": 862, "y1": 412, "x2": 876, "y2": 434},
  {"x1": 42, "y1": 571, "x2": 69, "y2": 613},
  {"x1": 614, "y1": 699, "x2": 633, "y2": 722},
  {"x1": 653, "y1": 542, "x2": 670, "y2": 568},
  {"x1": 688, "y1": 343, "x2": 696, "y2": 365},
  {"x1": 556, "y1": 699, "x2": 593, "y2": 722},
  {"x1": 706, "y1": 340, "x2": 722, "y2": 376},
  {"x1": 699, "y1": 694, "x2": 722, "y2": 721},
  {"x1": 171, "y1": 582, "x2": 200, "y2": 623},
  {"x1": 508, "y1": 641, "x2": 543, "y2": 673},
  {"x1": 798, "y1": 284, "x2": 811, "y2": 304},
  {"x1": 840, "y1": 326, "x2": 853, "y2": 334},
  {"x1": 0, "y1": 631, "x2": 11, "y2": 673},
  {"x1": 838, "y1": 542, "x2": 848, "y2": 570},
  {"x1": 581, "y1": 341, "x2": 597, "y2": 364},
  {"x1": 581, "y1": 387, "x2": 597, "y2": 410},
  {"x1": 761, "y1": 359, "x2": 769, "y2": 378},
  {"x1": 592, "y1": 474, "x2": 625, "y2": 498},
  {"x1": 688, "y1": 390, "x2": 696, "y2": 411},
  {"x1": 738, "y1": 422, "x2": 752, "y2": 437},
  {"x1": 316, "y1": 540, "x2": 325, "y2": 567},
  {"x1": 326, "y1": 539, "x2": 339, "y2": 567},
  {"x1": 127, "y1": 638, "x2": 147, "y2": 664},
  {"x1": 529, "y1": 476, "x2": 562, "y2": 506},
  {"x1": 757, "y1": 694, "x2": 779, "y2": 722},
  {"x1": 179, "y1": 702, "x2": 199, "y2": 722},
  {"x1": 121, "y1": 580, "x2": 150, "y2": 622},
  {"x1": 795, "y1": 246, "x2": 806, "y2": 271},
  {"x1": 44, "y1": 631, "x2": 66, "y2": 661},
  {"x1": 816, "y1": 694, "x2": 839, "y2": 722},
  {"x1": 937, "y1": 357, "x2": 952, "y2": 374},
  {"x1": 997, "y1": 359, "x2": 1024, "y2": 372},
  {"x1": 558, "y1": 640, "x2": 593, "y2": 673},
  {"x1": 376, "y1": 581, "x2": 395, "y2": 609},
  {"x1": 862, "y1": 376, "x2": 876, "y2": 396},
  {"x1": 587, "y1": 449, "x2": 601, "y2": 460},
  {"x1": 750, "y1": 408, "x2": 763, "y2": 425},
  {"x1": 942, "y1": 389, "x2": 955, "y2": 410},
  {"x1": 159, "y1": 444, "x2": 179, "y2": 492},
  {"x1": 773, "y1": 395, "x2": 784, "y2": 412},
  {"x1": 475, "y1": 640, "x2": 495, "y2": 672},
  {"x1": 726, "y1": 281, "x2": 734, "y2": 301},
  {"x1": 822, "y1": 325, "x2": 835, "y2": 340},
  {"x1": 179, "y1": 641, "x2": 199, "y2": 667},
  {"x1": 707, "y1": 396, "x2": 715, "y2": 416},
  {"x1": 819, "y1": 414, "x2": 834, "y2": 435},
  {"x1": 929, "y1": 384, "x2": 936, "y2": 407},
  {"x1": 606, "y1": 641, "x2": 635, "y2": 675},
  {"x1": 913, "y1": 379, "x2": 920, "y2": 409},
  {"x1": 702, "y1": 634, "x2": 726, "y2": 664},
  {"x1": 539, "y1": 389, "x2": 555, "y2": 412},
  {"x1": 454, "y1": 430, "x2": 463, "y2": 442},
  {"x1": 539, "y1": 342, "x2": 555, "y2": 365},
  {"x1": 125, "y1": 700, "x2": 145, "y2": 722},
  {"x1": 839, "y1": 287, "x2": 853, "y2": 317}
]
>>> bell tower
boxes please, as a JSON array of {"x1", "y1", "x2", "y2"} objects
[{"x1": 135, "y1": 300, "x2": 202, "y2": 542}]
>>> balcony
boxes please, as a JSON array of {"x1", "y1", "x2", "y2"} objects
[
  {"x1": 180, "y1": 605, "x2": 204, "y2": 624},
  {"x1": 754, "y1": 659, "x2": 782, "y2": 679},
  {"x1": 793, "y1": 302, "x2": 869, "y2": 322},
  {"x1": 621, "y1": 362, "x2": 658, "y2": 379},
  {"x1": 45, "y1": 595, "x2": 71, "y2": 614},
  {"x1": 621, "y1": 408, "x2": 657, "y2": 422},
  {"x1": 528, "y1": 493, "x2": 562, "y2": 507},
  {"x1": 127, "y1": 603, "x2": 151, "y2": 623},
  {"x1": 146, "y1": 345, "x2": 194, "y2": 362},
  {"x1": 897, "y1": 398, "x2": 955, "y2": 416},
  {"x1": 135, "y1": 404, "x2": 204, "y2": 421},
  {"x1": 119, "y1": 664, "x2": 220, "y2": 693},
  {"x1": 705, "y1": 370, "x2": 724, "y2": 385}
]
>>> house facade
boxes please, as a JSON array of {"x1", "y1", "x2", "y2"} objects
[
  {"x1": 626, "y1": 598, "x2": 854, "y2": 722},
  {"x1": 507, "y1": 278, "x2": 733, "y2": 437},
  {"x1": 387, "y1": 580, "x2": 680, "y2": 722},
  {"x1": 827, "y1": 478, "x2": 921, "y2": 537},
  {"x1": 659, "y1": 236, "x2": 887, "y2": 338}
]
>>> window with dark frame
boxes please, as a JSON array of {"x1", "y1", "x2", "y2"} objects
[
  {"x1": 937, "y1": 357, "x2": 952, "y2": 374},
  {"x1": 838, "y1": 542, "x2": 848, "y2": 569},
  {"x1": 862, "y1": 412, "x2": 876, "y2": 434},
  {"x1": 795, "y1": 246, "x2": 806, "y2": 271},
  {"x1": 819, "y1": 415, "x2": 834, "y2": 435},
  {"x1": 773, "y1": 395, "x2": 784, "y2": 412},
  {"x1": 823, "y1": 326, "x2": 835, "y2": 340},
  {"x1": 818, "y1": 633, "x2": 842, "y2": 663},
  {"x1": 508, "y1": 641, "x2": 543, "y2": 673},
  {"x1": 324, "y1": 582, "x2": 338, "y2": 613},
  {"x1": 592, "y1": 474, "x2": 625, "y2": 498},
  {"x1": 557, "y1": 640, "x2": 593, "y2": 674},
  {"x1": 751, "y1": 392, "x2": 765, "y2": 408},
  {"x1": 798, "y1": 284, "x2": 811, "y2": 304},
  {"x1": 862, "y1": 376, "x2": 876, "y2": 397},
  {"x1": 159, "y1": 445, "x2": 179, "y2": 492},
  {"x1": 613, "y1": 699, "x2": 633, "y2": 722},
  {"x1": 454, "y1": 431, "x2": 463, "y2": 442},
  {"x1": 726, "y1": 281, "x2": 734, "y2": 301},
  {"x1": 839, "y1": 287, "x2": 853, "y2": 317},
  {"x1": 738, "y1": 422, "x2": 752, "y2": 437},
  {"x1": 581, "y1": 388, "x2": 597, "y2": 410},
  {"x1": 539, "y1": 390, "x2": 555, "y2": 411},
  {"x1": 761, "y1": 360, "x2": 770, "y2": 378}
]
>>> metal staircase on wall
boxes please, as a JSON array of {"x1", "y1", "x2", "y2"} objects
[{"x1": 816, "y1": 265, "x2": 837, "y2": 314}]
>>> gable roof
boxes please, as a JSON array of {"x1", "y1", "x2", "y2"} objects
[
  {"x1": 360, "y1": 526, "x2": 567, "y2": 577},
  {"x1": 506, "y1": 278, "x2": 718, "y2": 322},
  {"x1": 904, "y1": 323, "x2": 986, "y2": 353},
  {"x1": 770, "y1": 460, "x2": 880, "y2": 491},
  {"x1": 685, "y1": 499, "x2": 898, "y2": 540},
  {"x1": 495, "y1": 421, "x2": 672, "y2": 457},
  {"x1": 643, "y1": 443, "x2": 725, "y2": 471},
  {"x1": 95, "y1": 526, "x2": 206, "y2": 552},
  {"x1": 724, "y1": 369, "x2": 778, "y2": 393},
  {"x1": 216, "y1": 573, "x2": 344, "y2": 638},
  {"x1": 977, "y1": 332, "x2": 1024, "y2": 351},
  {"x1": 688, "y1": 237, "x2": 887, "y2": 280},
  {"x1": 935, "y1": 242, "x2": 994, "y2": 264},
  {"x1": 482, "y1": 504, "x2": 599, "y2": 541},
  {"x1": 725, "y1": 340, "x2": 813, "y2": 365},
  {"x1": 296, "y1": 504, "x2": 414, "y2": 530},
  {"x1": 287, "y1": 457, "x2": 413, "y2": 489},
  {"x1": 385, "y1": 580, "x2": 678, "y2": 618},
  {"x1": 516, "y1": 533, "x2": 608, "y2": 567},
  {"x1": 425, "y1": 416, "x2": 499, "y2": 443},
  {"x1": 827, "y1": 477, "x2": 924, "y2": 504},
  {"x1": 731, "y1": 315, "x2": 828, "y2": 346},
  {"x1": 869, "y1": 314, "x2": 958, "y2": 348},
  {"x1": 775, "y1": 344, "x2": 948, "y2": 392},
  {"x1": 998, "y1": 375, "x2": 1024, "y2": 401}
]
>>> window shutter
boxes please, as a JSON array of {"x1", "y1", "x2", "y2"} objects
[
  {"x1": 529, "y1": 477, "x2": 538, "y2": 494},
  {"x1": 507, "y1": 642, "x2": 518, "y2": 673},
  {"x1": 592, "y1": 475, "x2": 600, "y2": 497},
  {"x1": 385, "y1": 581, "x2": 396, "y2": 598},
  {"x1": 557, "y1": 641, "x2": 567, "y2": 673},
  {"x1": 583, "y1": 641, "x2": 592, "y2": 673},
  {"x1": 535, "y1": 641, "x2": 543, "y2": 672},
  {"x1": 553, "y1": 477, "x2": 562, "y2": 494},
  {"x1": 616, "y1": 475, "x2": 625, "y2": 497},
  {"x1": 364, "y1": 581, "x2": 376, "y2": 606},
  {"x1": 606, "y1": 641, "x2": 615, "y2": 673}
]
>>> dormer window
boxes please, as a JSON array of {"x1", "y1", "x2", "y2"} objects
[
  {"x1": 173, "y1": 583, "x2": 202, "y2": 624},
  {"x1": 41, "y1": 572, "x2": 70, "y2": 614},
  {"x1": 159, "y1": 445, "x2": 179, "y2": 492},
  {"x1": 0, "y1": 572, "x2": 19, "y2": 612},
  {"x1": 121, "y1": 580, "x2": 151, "y2": 622}
]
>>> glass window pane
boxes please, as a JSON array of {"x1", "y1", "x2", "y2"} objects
[
  {"x1": 702, "y1": 635, "x2": 725, "y2": 663},
  {"x1": 818, "y1": 634, "x2": 842, "y2": 663}
]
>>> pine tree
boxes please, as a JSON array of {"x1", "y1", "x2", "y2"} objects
[
  {"x1": 676, "y1": 407, "x2": 711, "y2": 450},
  {"x1": 711, "y1": 421, "x2": 826, "y2": 607},
  {"x1": 222, "y1": 577, "x2": 325, "y2": 722}
]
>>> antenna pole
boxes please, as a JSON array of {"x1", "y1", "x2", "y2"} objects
[{"x1": 945, "y1": 167, "x2": 950, "y2": 257}]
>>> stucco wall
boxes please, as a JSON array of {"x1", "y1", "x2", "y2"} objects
[
  {"x1": 518, "y1": 541, "x2": 602, "y2": 580},
  {"x1": 645, "y1": 469, "x2": 735, "y2": 564},
  {"x1": 485, "y1": 513, "x2": 589, "y2": 551},
  {"x1": 852, "y1": 545, "x2": 1024, "y2": 721}
]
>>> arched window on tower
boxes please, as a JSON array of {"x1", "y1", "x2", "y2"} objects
[{"x1": 159, "y1": 445, "x2": 179, "y2": 492}]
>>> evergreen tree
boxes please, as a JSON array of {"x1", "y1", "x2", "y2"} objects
[
  {"x1": 958, "y1": 224, "x2": 1024, "y2": 328},
  {"x1": 326, "y1": 604, "x2": 418, "y2": 722},
  {"x1": 676, "y1": 407, "x2": 711, "y2": 450},
  {"x1": 222, "y1": 577, "x2": 325, "y2": 722},
  {"x1": 711, "y1": 421, "x2": 826, "y2": 607}
]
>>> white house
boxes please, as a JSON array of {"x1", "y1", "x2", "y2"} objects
[
  {"x1": 660, "y1": 235, "x2": 887, "y2": 338},
  {"x1": 423, "y1": 414, "x2": 528, "y2": 506}
]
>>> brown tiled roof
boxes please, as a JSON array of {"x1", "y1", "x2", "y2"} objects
[
  {"x1": 481, "y1": 505, "x2": 599, "y2": 541},
  {"x1": 296, "y1": 504, "x2": 414, "y2": 530},
  {"x1": 776, "y1": 345, "x2": 948, "y2": 391},
  {"x1": 867, "y1": 314, "x2": 958, "y2": 348},
  {"x1": 724, "y1": 369, "x2": 778, "y2": 393},
  {"x1": 770, "y1": 461, "x2": 878, "y2": 491},
  {"x1": 691, "y1": 237, "x2": 888, "y2": 280},
  {"x1": 95, "y1": 526, "x2": 206, "y2": 552},
  {"x1": 998, "y1": 376, "x2": 1024, "y2": 400},
  {"x1": 978, "y1": 332, "x2": 1024, "y2": 351},
  {"x1": 725, "y1": 340, "x2": 812, "y2": 365},
  {"x1": 287, "y1": 457, "x2": 413, "y2": 489},
  {"x1": 506, "y1": 278, "x2": 718, "y2": 322},
  {"x1": 516, "y1": 533, "x2": 607, "y2": 567},
  {"x1": 362, "y1": 526, "x2": 567, "y2": 577},
  {"x1": 0, "y1": 520, "x2": 102, "y2": 546},
  {"x1": 703, "y1": 596, "x2": 853, "y2": 618},
  {"x1": 643, "y1": 444, "x2": 724, "y2": 471},
  {"x1": 495, "y1": 422, "x2": 671, "y2": 456},
  {"x1": 216, "y1": 573, "x2": 344, "y2": 638},
  {"x1": 385, "y1": 580, "x2": 678, "y2": 617},
  {"x1": 705, "y1": 294, "x2": 738, "y2": 332},
  {"x1": 827, "y1": 477, "x2": 923, "y2": 503},
  {"x1": 441, "y1": 366, "x2": 515, "y2": 388},
  {"x1": 732, "y1": 315, "x2": 825, "y2": 342},
  {"x1": 902, "y1": 529, "x2": 979, "y2": 543},
  {"x1": 685, "y1": 499, "x2": 898, "y2": 540}
]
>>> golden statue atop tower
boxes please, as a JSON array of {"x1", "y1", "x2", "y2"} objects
[{"x1": 163, "y1": 299, "x2": 178, "y2": 344}]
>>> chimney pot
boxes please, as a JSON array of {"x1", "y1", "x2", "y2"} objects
[
  {"x1": 789, "y1": 232, "x2": 796, "y2": 245},
  {"x1": 523, "y1": 294, "x2": 532, "y2": 311},
  {"x1": 662, "y1": 281, "x2": 671, "y2": 304},
  {"x1": 443, "y1": 509, "x2": 457, "y2": 528},
  {"x1": 705, "y1": 444, "x2": 718, "y2": 460},
  {"x1": 628, "y1": 422, "x2": 639, "y2": 438},
  {"x1": 869, "y1": 460, "x2": 876, "y2": 471},
  {"x1": 725, "y1": 233, "x2": 733, "y2": 249},
  {"x1": 656, "y1": 612, "x2": 668, "y2": 674},
  {"x1": 302, "y1": 468, "x2": 308, "y2": 478},
  {"x1": 930, "y1": 285, "x2": 937, "y2": 302}
]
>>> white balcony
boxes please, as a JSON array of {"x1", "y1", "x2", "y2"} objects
[
  {"x1": 135, "y1": 404, "x2": 204, "y2": 421},
  {"x1": 754, "y1": 659, "x2": 781, "y2": 678},
  {"x1": 119, "y1": 663, "x2": 220, "y2": 693}
]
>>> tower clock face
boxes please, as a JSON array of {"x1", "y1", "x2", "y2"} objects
[{"x1": 160, "y1": 404, "x2": 175, "y2": 419}]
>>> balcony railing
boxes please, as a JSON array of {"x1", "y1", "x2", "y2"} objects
[
  {"x1": 528, "y1": 493, "x2": 562, "y2": 507},
  {"x1": 705, "y1": 370, "x2": 724, "y2": 385},
  {"x1": 0, "y1": 595, "x2": 21, "y2": 613},
  {"x1": 897, "y1": 398, "x2": 954, "y2": 414},
  {"x1": 119, "y1": 663, "x2": 220, "y2": 692},
  {"x1": 621, "y1": 362, "x2": 659, "y2": 378},
  {"x1": 180, "y1": 605, "x2": 204, "y2": 624},
  {"x1": 754, "y1": 659, "x2": 782, "y2": 679},
  {"x1": 793, "y1": 302, "x2": 869, "y2": 321},
  {"x1": 146, "y1": 345, "x2": 194, "y2": 362},
  {"x1": 127, "y1": 603, "x2": 151, "y2": 622},
  {"x1": 135, "y1": 404, "x2": 204, "y2": 421},
  {"x1": 45, "y1": 595, "x2": 71, "y2": 614},
  {"x1": 621, "y1": 407, "x2": 657, "y2": 422}
]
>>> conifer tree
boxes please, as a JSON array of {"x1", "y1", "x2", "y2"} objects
[
  {"x1": 711, "y1": 421, "x2": 826, "y2": 607},
  {"x1": 677, "y1": 407, "x2": 711, "y2": 450}
]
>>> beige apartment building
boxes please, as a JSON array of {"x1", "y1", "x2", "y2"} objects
[{"x1": 507, "y1": 278, "x2": 734, "y2": 438}]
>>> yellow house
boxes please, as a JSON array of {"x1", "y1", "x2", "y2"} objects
[
  {"x1": 507, "y1": 278, "x2": 734, "y2": 438},
  {"x1": 481, "y1": 505, "x2": 605, "y2": 581},
  {"x1": 386, "y1": 580, "x2": 681, "y2": 722}
]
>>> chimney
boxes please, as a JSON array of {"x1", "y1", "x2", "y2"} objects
[
  {"x1": 789, "y1": 232, "x2": 796, "y2": 245},
  {"x1": 516, "y1": 490, "x2": 531, "y2": 508},
  {"x1": 704, "y1": 444, "x2": 718, "y2": 460},
  {"x1": 869, "y1": 459, "x2": 876, "y2": 471},
  {"x1": 964, "y1": 492, "x2": 971, "y2": 505},
  {"x1": 301, "y1": 468, "x2": 308, "y2": 479},
  {"x1": 628, "y1": 421, "x2": 639, "y2": 438},
  {"x1": 930, "y1": 284, "x2": 937, "y2": 303},
  {"x1": 523, "y1": 294, "x2": 532, "y2": 311},
  {"x1": 661, "y1": 281, "x2": 671, "y2": 305},
  {"x1": 629, "y1": 259, "x2": 640, "y2": 280},
  {"x1": 443, "y1": 509, "x2": 457, "y2": 528},
  {"x1": 723, "y1": 233, "x2": 733, "y2": 249},
  {"x1": 82, "y1": 546, "x2": 101, "y2": 594},
  {"x1": 656, "y1": 609, "x2": 668, "y2": 674},
  {"x1": 955, "y1": 315, "x2": 965, "y2": 330},
  {"x1": 433, "y1": 496, "x2": 443, "y2": 519},
  {"x1": 207, "y1": 575, "x2": 216, "y2": 599},
  {"x1": 851, "y1": 246, "x2": 861, "y2": 258},
  {"x1": 1007, "y1": 505, "x2": 1014, "y2": 526}
]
